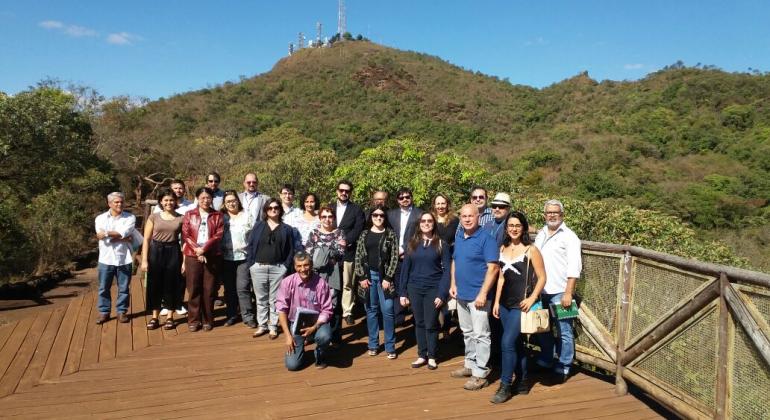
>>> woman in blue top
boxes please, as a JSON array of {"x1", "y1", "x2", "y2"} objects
[
  {"x1": 491, "y1": 211, "x2": 546, "y2": 404},
  {"x1": 399, "y1": 212, "x2": 451, "y2": 370}
]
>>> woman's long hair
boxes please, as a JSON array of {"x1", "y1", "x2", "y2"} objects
[
  {"x1": 406, "y1": 212, "x2": 442, "y2": 255},
  {"x1": 501, "y1": 211, "x2": 532, "y2": 247}
]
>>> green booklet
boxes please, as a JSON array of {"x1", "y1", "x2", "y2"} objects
[{"x1": 549, "y1": 300, "x2": 579, "y2": 320}]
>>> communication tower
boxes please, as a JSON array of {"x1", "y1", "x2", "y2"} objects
[
  {"x1": 288, "y1": 43, "x2": 294, "y2": 56},
  {"x1": 337, "y1": 0, "x2": 346, "y2": 38},
  {"x1": 316, "y1": 22, "x2": 322, "y2": 45},
  {"x1": 298, "y1": 32, "x2": 305, "y2": 49}
]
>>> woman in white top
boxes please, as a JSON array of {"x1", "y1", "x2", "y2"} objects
[
  {"x1": 221, "y1": 190, "x2": 253, "y2": 327},
  {"x1": 292, "y1": 192, "x2": 321, "y2": 245}
]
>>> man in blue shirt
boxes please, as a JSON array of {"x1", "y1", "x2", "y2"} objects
[{"x1": 449, "y1": 204, "x2": 500, "y2": 391}]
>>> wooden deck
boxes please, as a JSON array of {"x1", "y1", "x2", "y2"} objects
[{"x1": 0, "y1": 274, "x2": 666, "y2": 419}]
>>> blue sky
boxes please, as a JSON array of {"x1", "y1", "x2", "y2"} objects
[{"x1": 1, "y1": 1, "x2": 768, "y2": 100}]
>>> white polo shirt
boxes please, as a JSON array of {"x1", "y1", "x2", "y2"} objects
[
  {"x1": 534, "y1": 222, "x2": 582, "y2": 295},
  {"x1": 95, "y1": 210, "x2": 136, "y2": 266}
]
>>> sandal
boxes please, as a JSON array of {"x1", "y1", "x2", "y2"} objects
[
  {"x1": 146, "y1": 318, "x2": 159, "y2": 330},
  {"x1": 163, "y1": 318, "x2": 175, "y2": 330}
]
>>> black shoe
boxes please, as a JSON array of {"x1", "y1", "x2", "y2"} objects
[
  {"x1": 224, "y1": 317, "x2": 238, "y2": 327},
  {"x1": 344, "y1": 315, "x2": 354, "y2": 326},
  {"x1": 555, "y1": 372, "x2": 569, "y2": 384},
  {"x1": 245, "y1": 320, "x2": 257, "y2": 328},
  {"x1": 490, "y1": 383, "x2": 512, "y2": 404},
  {"x1": 514, "y1": 378, "x2": 530, "y2": 395}
]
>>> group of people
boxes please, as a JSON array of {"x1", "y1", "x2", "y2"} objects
[{"x1": 94, "y1": 173, "x2": 582, "y2": 404}]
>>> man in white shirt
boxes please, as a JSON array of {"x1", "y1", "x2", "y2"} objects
[
  {"x1": 239, "y1": 173, "x2": 269, "y2": 225},
  {"x1": 534, "y1": 199, "x2": 582, "y2": 383},
  {"x1": 386, "y1": 187, "x2": 422, "y2": 326},
  {"x1": 334, "y1": 180, "x2": 365, "y2": 325},
  {"x1": 94, "y1": 192, "x2": 136, "y2": 324}
]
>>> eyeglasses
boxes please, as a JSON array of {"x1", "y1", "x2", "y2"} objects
[
  {"x1": 267, "y1": 206, "x2": 280, "y2": 211},
  {"x1": 545, "y1": 211, "x2": 562, "y2": 216},
  {"x1": 491, "y1": 204, "x2": 509, "y2": 209},
  {"x1": 320, "y1": 215, "x2": 334, "y2": 219},
  {"x1": 472, "y1": 195, "x2": 485, "y2": 200},
  {"x1": 207, "y1": 179, "x2": 220, "y2": 184},
  {"x1": 507, "y1": 224, "x2": 523, "y2": 229},
  {"x1": 420, "y1": 219, "x2": 434, "y2": 224},
  {"x1": 337, "y1": 189, "x2": 351, "y2": 194},
  {"x1": 224, "y1": 200, "x2": 239, "y2": 205},
  {"x1": 398, "y1": 195, "x2": 411, "y2": 200},
  {"x1": 245, "y1": 181, "x2": 257, "y2": 184},
  {"x1": 371, "y1": 213, "x2": 385, "y2": 219}
]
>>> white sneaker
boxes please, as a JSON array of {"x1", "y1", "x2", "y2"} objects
[
  {"x1": 160, "y1": 308, "x2": 170, "y2": 316},
  {"x1": 175, "y1": 306, "x2": 188, "y2": 315}
]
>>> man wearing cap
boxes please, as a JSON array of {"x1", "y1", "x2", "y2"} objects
[{"x1": 485, "y1": 192, "x2": 512, "y2": 246}]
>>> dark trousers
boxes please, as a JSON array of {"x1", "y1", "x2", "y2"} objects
[
  {"x1": 222, "y1": 259, "x2": 247, "y2": 319},
  {"x1": 408, "y1": 284, "x2": 440, "y2": 359},
  {"x1": 146, "y1": 241, "x2": 182, "y2": 311},
  {"x1": 185, "y1": 256, "x2": 221, "y2": 326}
]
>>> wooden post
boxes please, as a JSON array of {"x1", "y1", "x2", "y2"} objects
[
  {"x1": 724, "y1": 285, "x2": 770, "y2": 369},
  {"x1": 715, "y1": 273, "x2": 730, "y2": 419},
  {"x1": 615, "y1": 251, "x2": 632, "y2": 395}
]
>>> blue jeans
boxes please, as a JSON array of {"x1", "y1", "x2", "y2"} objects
[
  {"x1": 537, "y1": 293, "x2": 574, "y2": 374},
  {"x1": 364, "y1": 270, "x2": 396, "y2": 353},
  {"x1": 285, "y1": 322, "x2": 332, "y2": 371},
  {"x1": 499, "y1": 305, "x2": 527, "y2": 385},
  {"x1": 97, "y1": 263, "x2": 132, "y2": 315}
]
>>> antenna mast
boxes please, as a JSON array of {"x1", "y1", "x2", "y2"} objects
[
  {"x1": 316, "y1": 22, "x2": 322, "y2": 45},
  {"x1": 298, "y1": 32, "x2": 305, "y2": 49},
  {"x1": 337, "y1": 0, "x2": 346, "y2": 38}
]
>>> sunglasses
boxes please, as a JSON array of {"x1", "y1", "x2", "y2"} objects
[
  {"x1": 207, "y1": 179, "x2": 220, "y2": 183},
  {"x1": 371, "y1": 213, "x2": 385, "y2": 219},
  {"x1": 491, "y1": 204, "x2": 509, "y2": 209},
  {"x1": 398, "y1": 195, "x2": 412, "y2": 200},
  {"x1": 471, "y1": 195, "x2": 485, "y2": 200},
  {"x1": 420, "y1": 219, "x2": 434, "y2": 224},
  {"x1": 267, "y1": 206, "x2": 280, "y2": 211},
  {"x1": 337, "y1": 189, "x2": 351, "y2": 194}
]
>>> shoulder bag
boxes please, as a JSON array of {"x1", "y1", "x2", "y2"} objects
[{"x1": 520, "y1": 247, "x2": 550, "y2": 334}]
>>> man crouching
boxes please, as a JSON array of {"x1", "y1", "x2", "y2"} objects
[{"x1": 277, "y1": 252, "x2": 334, "y2": 370}]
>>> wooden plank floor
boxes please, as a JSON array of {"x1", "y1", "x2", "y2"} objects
[{"x1": 0, "y1": 273, "x2": 665, "y2": 419}]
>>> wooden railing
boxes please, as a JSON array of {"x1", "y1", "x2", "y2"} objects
[{"x1": 576, "y1": 241, "x2": 770, "y2": 419}]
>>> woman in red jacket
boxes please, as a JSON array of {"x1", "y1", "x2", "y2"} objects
[{"x1": 182, "y1": 187, "x2": 224, "y2": 331}]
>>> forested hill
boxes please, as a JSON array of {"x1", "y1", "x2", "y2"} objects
[{"x1": 92, "y1": 40, "x2": 770, "y2": 268}]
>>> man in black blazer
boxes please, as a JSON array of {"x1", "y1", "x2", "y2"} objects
[
  {"x1": 387, "y1": 187, "x2": 423, "y2": 326},
  {"x1": 334, "y1": 180, "x2": 365, "y2": 326}
]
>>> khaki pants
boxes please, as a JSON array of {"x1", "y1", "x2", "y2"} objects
[{"x1": 341, "y1": 261, "x2": 356, "y2": 317}]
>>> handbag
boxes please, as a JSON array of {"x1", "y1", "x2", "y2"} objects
[{"x1": 520, "y1": 247, "x2": 550, "y2": 334}]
